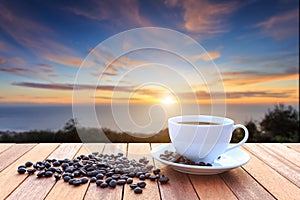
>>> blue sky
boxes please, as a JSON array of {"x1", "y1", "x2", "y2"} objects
[{"x1": 0, "y1": 0, "x2": 298, "y2": 104}]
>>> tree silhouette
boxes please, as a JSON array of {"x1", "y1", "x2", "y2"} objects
[{"x1": 260, "y1": 104, "x2": 299, "y2": 142}]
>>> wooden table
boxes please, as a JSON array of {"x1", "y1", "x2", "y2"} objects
[{"x1": 0, "y1": 143, "x2": 299, "y2": 200}]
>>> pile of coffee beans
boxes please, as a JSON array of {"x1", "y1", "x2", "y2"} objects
[
  {"x1": 17, "y1": 152, "x2": 169, "y2": 194},
  {"x1": 159, "y1": 150, "x2": 213, "y2": 166}
]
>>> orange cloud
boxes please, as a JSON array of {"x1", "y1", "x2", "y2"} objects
[
  {"x1": 43, "y1": 54, "x2": 83, "y2": 67},
  {"x1": 254, "y1": 8, "x2": 299, "y2": 40},
  {"x1": 222, "y1": 71, "x2": 298, "y2": 87},
  {"x1": 166, "y1": 0, "x2": 238, "y2": 35},
  {"x1": 0, "y1": 58, "x2": 5, "y2": 64},
  {"x1": 193, "y1": 51, "x2": 220, "y2": 61}
]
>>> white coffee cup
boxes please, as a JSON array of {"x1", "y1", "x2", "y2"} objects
[{"x1": 168, "y1": 115, "x2": 249, "y2": 163}]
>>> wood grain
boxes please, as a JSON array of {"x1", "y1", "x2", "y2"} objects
[
  {"x1": 189, "y1": 175, "x2": 238, "y2": 200},
  {"x1": 284, "y1": 143, "x2": 300, "y2": 153},
  {"x1": 262, "y1": 143, "x2": 300, "y2": 167},
  {"x1": 123, "y1": 143, "x2": 160, "y2": 200},
  {"x1": 6, "y1": 143, "x2": 82, "y2": 200},
  {"x1": 220, "y1": 168, "x2": 275, "y2": 200},
  {"x1": 244, "y1": 143, "x2": 300, "y2": 187},
  {"x1": 151, "y1": 143, "x2": 199, "y2": 200},
  {"x1": 84, "y1": 143, "x2": 127, "y2": 200},
  {"x1": 0, "y1": 143, "x2": 36, "y2": 172},
  {"x1": 0, "y1": 143, "x2": 59, "y2": 199},
  {"x1": 45, "y1": 144, "x2": 105, "y2": 200},
  {"x1": 242, "y1": 147, "x2": 300, "y2": 200},
  {"x1": 0, "y1": 143, "x2": 14, "y2": 153}
]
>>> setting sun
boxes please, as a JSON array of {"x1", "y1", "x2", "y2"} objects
[{"x1": 161, "y1": 96, "x2": 177, "y2": 104}]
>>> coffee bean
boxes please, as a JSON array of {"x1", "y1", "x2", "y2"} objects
[
  {"x1": 149, "y1": 175, "x2": 157, "y2": 181},
  {"x1": 124, "y1": 178, "x2": 132, "y2": 184},
  {"x1": 96, "y1": 180, "x2": 103, "y2": 186},
  {"x1": 80, "y1": 177, "x2": 89, "y2": 184},
  {"x1": 54, "y1": 174, "x2": 61, "y2": 181},
  {"x1": 90, "y1": 177, "x2": 97, "y2": 183},
  {"x1": 137, "y1": 181, "x2": 146, "y2": 188},
  {"x1": 25, "y1": 161, "x2": 33, "y2": 167},
  {"x1": 63, "y1": 176, "x2": 71, "y2": 182},
  {"x1": 96, "y1": 173, "x2": 104, "y2": 179},
  {"x1": 100, "y1": 182, "x2": 108, "y2": 188},
  {"x1": 139, "y1": 175, "x2": 146, "y2": 180},
  {"x1": 153, "y1": 169, "x2": 161, "y2": 175},
  {"x1": 53, "y1": 161, "x2": 61, "y2": 167},
  {"x1": 18, "y1": 165, "x2": 26, "y2": 169},
  {"x1": 17, "y1": 167, "x2": 26, "y2": 174},
  {"x1": 27, "y1": 168, "x2": 36, "y2": 175},
  {"x1": 130, "y1": 184, "x2": 138, "y2": 189},
  {"x1": 109, "y1": 180, "x2": 117, "y2": 188},
  {"x1": 112, "y1": 174, "x2": 120, "y2": 180},
  {"x1": 37, "y1": 171, "x2": 45, "y2": 178},
  {"x1": 73, "y1": 180, "x2": 81, "y2": 186},
  {"x1": 117, "y1": 179, "x2": 126, "y2": 185},
  {"x1": 134, "y1": 187, "x2": 143, "y2": 194},
  {"x1": 158, "y1": 175, "x2": 169, "y2": 184},
  {"x1": 105, "y1": 177, "x2": 113, "y2": 183},
  {"x1": 45, "y1": 171, "x2": 53, "y2": 177}
]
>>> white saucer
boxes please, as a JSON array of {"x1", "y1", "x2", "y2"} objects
[{"x1": 151, "y1": 143, "x2": 250, "y2": 175}]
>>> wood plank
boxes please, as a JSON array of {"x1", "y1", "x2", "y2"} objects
[
  {"x1": 6, "y1": 143, "x2": 82, "y2": 200},
  {"x1": 123, "y1": 143, "x2": 160, "y2": 200},
  {"x1": 284, "y1": 143, "x2": 300, "y2": 153},
  {"x1": 151, "y1": 143, "x2": 199, "y2": 200},
  {"x1": 0, "y1": 143, "x2": 59, "y2": 199},
  {"x1": 0, "y1": 143, "x2": 14, "y2": 153},
  {"x1": 262, "y1": 143, "x2": 300, "y2": 166},
  {"x1": 244, "y1": 143, "x2": 300, "y2": 187},
  {"x1": 221, "y1": 168, "x2": 275, "y2": 200},
  {"x1": 0, "y1": 143, "x2": 36, "y2": 172},
  {"x1": 241, "y1": 147, "x2": 300, "y2": 200},
  {"x1": 189, "y1": 175, "x2": 238, "y2": 200},
  {"x1": 84, "y1": 143, "x2": 127, "y2": 200},
  {"x1": 45, "y1": 143, "x2": 105, "y2": 200}
]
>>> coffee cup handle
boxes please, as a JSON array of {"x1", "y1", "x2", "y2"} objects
[{"x1": 224, "y1": 124, "x2": 249, "y2": 153}]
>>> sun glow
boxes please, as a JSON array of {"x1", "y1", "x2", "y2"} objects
[{"x1": 161, "y1": 96, "x2": 177, "y2": 104}]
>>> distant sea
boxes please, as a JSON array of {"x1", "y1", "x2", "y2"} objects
[{"x1": 0, "y1": 103, "x2": 298, "y2": 133}]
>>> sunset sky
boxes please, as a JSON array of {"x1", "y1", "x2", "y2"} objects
[{"x1": 0, "y1": 0, "x2": 299, "y2": 105}]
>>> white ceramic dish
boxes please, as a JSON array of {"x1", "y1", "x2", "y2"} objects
[{"x1": 151, "y1": 143, "x2": 250, "y2": 175}]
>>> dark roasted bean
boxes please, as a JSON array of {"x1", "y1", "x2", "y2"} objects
[
  {"x1": 105, "y1": 177, "x2": 113, "y2": 183},
  {"x1": 80, "y1": 177, "x2": 89, "y2": 184},
  {"x1": 18, "y1": 165, "x2": 26, "y2": 169},
  {"x1": 54, "y1": 174, "x2": 61, "y2": 181},
  {"x1": 53, "y1": 161, "x2": 61, "y2": 167},
  {"x1": 139, "y1": 175, "x2": 145, "y2": 180},
  {"x1": 56, "y1": 168, "x2": 62, "y2": 174},
  {"x1": 134, "y1": 187, "x2": 143, "y2": 194},
  {"x1": 25, "y1": 161, "x2": 33, "y2": 167},
  {"x1": 106, "y1": 171, "x2": 114, "y2": 177},
  {"x1": 149, "y1": 175, "x2": 157, "y2": 181},
  {"x1": 63, "y1": 176, "x2": 71, "y2": 182},
  {"x1": 45, "y1": 171, "x2": 53, "y2": 177},
  {"x1": 137, "y1": 181, "x2": 146, "y2": 188},
  {"x1": 109, "y1": 180, "x2": 117, "y2": 188},
  {"x1": 73, "y1": 180, "x2": 81, "y2": 186},
  {"x1": 153, "y1": 169, "x2": 161, "y2": 175},
  {"x1": 73, "y1": 171, "x2": 81, "y2": 177},
  {"x1": 96, "y1": 173, "x2": 104, "y2": 179},
  {"x1": 48, "y1": 167, "x2": 56, "y2": 172},
  {"x1": 112, "y1": 174, "x2": 120, "y2": 180},
  {"x1": 100, "y1": 182, "x2": 108, "y2": 188},
  {"x1": 37, "y1": 171, "x2": 45, "y2": 178},
  {"x1": 69, "y1": 179, "x2": 75, "y2": 185},
  {"x1": 44, "y1": 162, "x2": 51, "y2": 168},
  {"x1": 144, "y1": 173, "x2": 151, "y2": 178},
  {"x1": 96, "y1": 180, "x2": 103, "y2": 186},
  {"x1": 90, "y1": 177, "x2": 97, "y2": 183},
  {"x1": 27, "y1": 168, "x2": 36, "y2": 175},
  {"x1": 126, "y1": 178, "x2": 133, "y2": 184},
  {"x1": 136, "y1": 172, "x2": 143, "y2": 178},
  {"x1": 17, "y1": 167, "x2": 26, "y2": 174},
  {"x1": 158, "y1": 175, "x2": 169, "y2": 184},
  {"x1": 117, "y1": 179, "x2": 126, "y2": 185},
  {"x1": 61, "y1": 163, "x2": 69, "y2": 169},
  {"x1": 128, "y1": 172, "x2": 135, "y2": 178},
  {"x1": 130, "y1": 184, "x2": 138, "y2": 189}
]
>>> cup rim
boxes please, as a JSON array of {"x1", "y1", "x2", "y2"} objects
[{"x1": 168, "y1": 115, "x2": 233, "y2": 126}]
